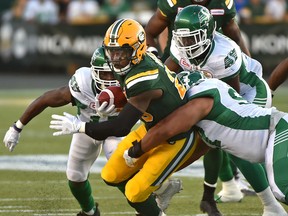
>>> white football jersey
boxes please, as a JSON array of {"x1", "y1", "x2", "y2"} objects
[
  {"x1": 187, "y1": 78, "x2": 272, "y2": 163},
  {"x1": 68, "y1": 67, "x2": 99, "y2": 122},
  {"x1": 170, "y1": 32, "x2": 271, "y2": 107}
]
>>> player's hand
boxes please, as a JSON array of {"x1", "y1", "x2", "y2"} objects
[
  {"x1": 123, "y1": 150, "x2": 138, "y2": 167},
  {"x1": 50, "y1": 112, "x2": 82, "y2": 136},
  {"x1": 95, "y1": 95, "x2": 116, "y2": 117},
  {"x1": 3, "y1": 125, "x2": 21, "y2": 152}
]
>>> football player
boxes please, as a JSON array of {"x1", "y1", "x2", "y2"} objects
[
  {"x1": 3, "y1": 47, "x2": 118, "y2": 216},
  {"x1": 138, "y1": 70, "x2": 288, "y2": 215},
  {"x1": 49, "y1": 18, "x2": 210, "y2": 216},
  {"x1": 268, "y1": 57, "x2": 288, "y2": 96},
  {"x1": 165, "y1": 5, "x2": 281, "y2": 216},
  {"x1": 145, "y1": 0, "x2": 250, "y2": 62}
]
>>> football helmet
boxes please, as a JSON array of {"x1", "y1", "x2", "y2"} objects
[
  {"x1": 90, "y1": 47, "x2": 118, "y2": 91},
  {"x1": 177, "y1": 70, "x2": 208, "y2": 89},
  {"x1": 103, "y1": 18, "x2": 147, "y2": 76},
  {"x1": 173, "y1": 5, "x2": 215, "y2": 60}
]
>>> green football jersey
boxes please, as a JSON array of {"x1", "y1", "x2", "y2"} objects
[
  {"x1": 114, "y1": 53, "x2": 187, "y2": 133},
  {"x1": 158, "y1": 0, "x2": 236, "y2": 61}
]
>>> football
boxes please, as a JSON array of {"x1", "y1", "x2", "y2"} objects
[{"x1": 98, "y1": 86, "x2": 127, "y2": 108}]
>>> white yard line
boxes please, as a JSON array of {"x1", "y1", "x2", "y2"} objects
[{"x1": 0, "y1": 155, "x2": 205, "y2": 177}]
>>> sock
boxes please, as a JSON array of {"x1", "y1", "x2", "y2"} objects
[
  {"x1": 221, "y1": 178, "x2": 238, "y2": 193},
  {"x1": 219, "y1": 152, "x2": 234, "y2": 181},
  {"x1": 203, "y1": 148, "x2": 222, "y2": 185},
  {"x1": 202, "y1": 183, "x2": 216, "y2": 201},
  {"x1": 128, "y1": 194, "x2": 161, "y2": 216},
  {"x1": 68, "y1": 180, "x2": 96, "y2": 214},
  {"x1": 257, "y1": 186, "x2": 281, "y2": 208},
  {"x1": 230, "y1": 154, "x2": 269, "y2": 192}
]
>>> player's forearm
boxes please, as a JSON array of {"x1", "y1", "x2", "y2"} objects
[{"x1": 84, "y1": 103, "x2": 143, "y2": 140}]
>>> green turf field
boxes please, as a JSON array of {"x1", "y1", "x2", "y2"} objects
[{"x1": 0, "y1": 87, "x2": 288, "y2": 215}]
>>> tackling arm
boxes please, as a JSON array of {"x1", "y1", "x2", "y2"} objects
[
  {"x1": 267, "y1": 58, "x2": 288, "y2": 92},
  {"x1": 145, "y1": 9, "x2": 169, "y2": 50},
  {"x1": 140, "y1": 97, "x2": 214, "y2": 153},
  {"x1": 20, "y1": 86, "x2": 72, "y2": 125},
  {"x1": 222, "y1": 19, "x2": 251, "y2": 57}
]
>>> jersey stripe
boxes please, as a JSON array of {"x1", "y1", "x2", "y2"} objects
[
  {"x1": 109, "y1": 19, "x2": 126, "y2": 45},
  {"x1": 125, "y1": 69, "x2": 159, "y2": 89},
  {"x1": 225, "y1": 0, "x2": 233, "y2": 10},
  {"x1": 167, "y1": 0, "x2": 176, "y2": 7}
]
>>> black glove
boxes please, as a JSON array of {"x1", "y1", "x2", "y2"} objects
[{"x1": 128, "y1": 140, "x2": 144, "y2": 158}]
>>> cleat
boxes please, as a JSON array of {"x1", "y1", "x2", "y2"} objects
[
  {"x1": 262, "y1": 204, "x2": 288, "y2": 216},
  {"x1": 200, "y1": 200, "x2": 223, "y2": 216},
  {"x1": 215, "y1": 179, "x2": 243, "y2": 203},
  {"x1": 154, "y1": 178, "x2": 183, "y2": 212},
  {"x1": 77, "y1": 203, "x2": 100, "y2": 216}
]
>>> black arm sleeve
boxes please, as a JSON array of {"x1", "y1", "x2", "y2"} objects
[{"x1": 85, "y1": 103, "x2": 143, "y2": 140}]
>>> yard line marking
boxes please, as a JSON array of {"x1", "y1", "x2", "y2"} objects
[{"x1": 0, "y1": 155, "x2": 204, "y2": 177}]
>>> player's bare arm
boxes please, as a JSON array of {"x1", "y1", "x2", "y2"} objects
[
  {"x1": 222, "y1": 19, "x2": 251, "y2": 57},
  {"x1": 141, "y1": 97, "x2": 214, "y2": 153},
  {"x1": 225, "y1": 75, "x2": 240, "y2": 93},
  {"x1": 268, "y1": 58, "x2": 288, "y2": 92},
  {"x1": 165, "y1": 56, "x2": 181, "y2": 73},
  {"x1": 20, "y1": 86, "x2": 72, "y2": 125},
  {"x1": 145, "y1": 9, "x2": 169, "y2": 48}
]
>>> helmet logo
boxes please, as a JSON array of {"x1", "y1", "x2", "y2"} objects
[
  {"x1": 199, "y1": 8, "x2": 210, "y2": 28},
  {"x1": 138, "y1": 31, "x2": 145, "y2": 43},
  {"x1": 91, "y1": 49, "x2": 101, "y2": 62}
]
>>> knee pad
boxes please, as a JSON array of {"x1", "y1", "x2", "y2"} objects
[
  {"x1": 125, "y1": 177, "x2": 156, "y2": 203},
  {"x1": 66, "y1": 169, "x2": 87, "y2": 182}
]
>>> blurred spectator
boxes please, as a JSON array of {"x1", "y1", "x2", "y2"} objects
[
  {"x1": 66, "y1": 0, "x2": 100, "y2": 24},
  {"x1": 264, "y1": 0, "x2": 287, "y2": 22},
  {"x1": 23, "y1": 0, "x2": 59, "y2": 24},
  {"x1": 99, "y1": 0, "x2": 131, "y2": 21},
  {"x1": 1, "y1": 0, "x2": 27, "y2": 22},
  {"x1": 54, "y1": 0, "x2": 70, "y2": 23},
  {"x1": 238, "y1": 0, "x2": 268, "y2": 24},
  {"x1": 234, "y1": 0, "x2": 249, "y2": 12}
]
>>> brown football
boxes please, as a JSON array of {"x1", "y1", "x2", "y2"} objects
[{"x1": 98, "y1": 86, "x2": 127, "y2": 108}]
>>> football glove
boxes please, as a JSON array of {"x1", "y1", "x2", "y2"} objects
[
  {"x1": 3, "y1": 125, "x2": 21, "y2": 152},
  {"x1": 95, "y1": 95, "x2": 116, "y2": 117},
  {"x1": 123, "y1": 150, "x2": 138, "y2": 167},
  {"x1": 50, "y1": 112, "x2": 82, "y2": 136}
]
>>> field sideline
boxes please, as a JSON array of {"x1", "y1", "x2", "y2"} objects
[{"x1": 0, "y1": 85, "x2": 288, "y2": 215}]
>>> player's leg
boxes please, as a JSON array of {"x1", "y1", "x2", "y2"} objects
[
  {"x1": 266, "y1": 115, "x2": 288, "y2": 206},
  {"x1": 216, "y1": 152, "x2": 244, "y2": 203},
  {"x1": 200, "y1": 148, "x2": 223, "y2": 216},
  {"x1": 231, "y1": 154, "x2": 287, "y2": 215},
  {"x1": 102, "y1": 124, "x2": 162, "y2": 216},
  {"x1": 67, "y1": 133, "x2": 102, "y2": 216}
]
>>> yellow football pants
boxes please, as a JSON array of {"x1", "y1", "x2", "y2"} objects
[{"x1": 101, "y1": 124, "x2": 200, "y2": 203}]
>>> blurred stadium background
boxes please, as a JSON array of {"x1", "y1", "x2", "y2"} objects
[{"x1": 1, "y1": 0, "x2": 288, "y2": 215}]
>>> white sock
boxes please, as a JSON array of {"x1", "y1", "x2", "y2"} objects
[
  {"x1": 84, "y1": 209, "x2": 95, "y2": 215},
  {"x1": 222, "y1": 178, "x2": 238, "y2": 192},
  {"x1": 257, "y1": 186, "x2": 278, "y2": 207}
]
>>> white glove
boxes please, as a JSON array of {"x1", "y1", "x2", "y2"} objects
[
  {"x1": 50, "y1": 112, "x2": 82, "y2": 136},
  {"x1": 123, "y1": 150, "x2": 138, "y2": 167},
  {"x1": 3, "y1": 126, "x2": 21, "y2": 152},
  {"x1": 95, "y1": 95, "x2": 116, "y2": 117}
]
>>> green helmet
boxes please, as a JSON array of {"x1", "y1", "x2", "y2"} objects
[
  {"x1": 177, "y1": 70, "x2": 207, "y2": 89},
  {"x1": 90, "y1": 47, "x2": 118, "y2": 91},
  {"x1": 173, "y1": 5, "x2": 215, "y2": 60}
]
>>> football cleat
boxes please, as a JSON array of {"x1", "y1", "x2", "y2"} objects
[
  {"x1": 154, "y1": 178, "x2": 183, "y2": 212},
  {"x1": 76, "y1": 203, "x2": 100, "y2": 216},
  {"x1": 215, "y1": 179, "x2": 243, "y2": 203},
  {"x1": 200, "y1": 200, "x2": 223, "y2": 216}
]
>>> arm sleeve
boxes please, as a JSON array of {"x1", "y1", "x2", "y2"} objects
[{"x1": 85, "y1": 103, "x2": 143, "y2": 140}]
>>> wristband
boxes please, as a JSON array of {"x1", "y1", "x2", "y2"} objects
[
  {"x1": 13, "y1": 120, "x2": 23, "y2": 133},
  {"x1": 128, "y1": 140, "x2": 144, "y2": 158},
  {"x1": 147, "y1": 46, "x2": 159, "y2": 56}
]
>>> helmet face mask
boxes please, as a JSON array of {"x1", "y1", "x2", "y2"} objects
[
  {"x1": 173, "y1": 5, "x2": 215, "y2": 60},
  {"x1": 90, "y1": 47, "x2": 119, "y2": 91},
  {"x1": 103, "y1": 19, "x2": 147, "y2": 76}
]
